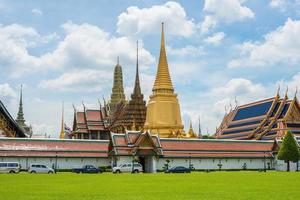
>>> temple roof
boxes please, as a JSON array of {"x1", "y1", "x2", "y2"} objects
[
  {"x1": 72, "y1": 108, "x2": 107, "y2": 134},
  {"x1": 160, "y1": 138, "x2": 274, "y2": 158},
  {"x1": 0, "y1": 100, "x2": 26, "y2": 137},
  {"x1": 216, "y1": 93, "x2": 300, "y2": 141},
  {"x1": 0, "y1": 137, "x2": 109, "y2": 157},
  {"x1": 109, "y1": 131, "x2": 162, "y2": 156}
]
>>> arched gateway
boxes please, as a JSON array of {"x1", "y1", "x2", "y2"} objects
[{"x1": 109, "y1": 131, "x2": 163, "y2": 173}]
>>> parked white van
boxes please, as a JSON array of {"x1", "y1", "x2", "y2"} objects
[
  {"x1": 0, "y1": 162, "x2": 20, "y2": 173},
  {"x1": 28, "y1": 164, "x2": 54, "y2": 174},
  {"x1": 113, "y1": 163, "x2": 143, "y2": 173}
]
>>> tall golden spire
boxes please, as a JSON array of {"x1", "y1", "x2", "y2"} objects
[
  {"x1": 144, "y1": 23, "x2": 184, "y2": 138},
  {"x1": 59, "y1": 102, "x2": 65, "y2": 139},
  {"x1": 153, "y1": 22, "x2": 174, "y2": 92}
]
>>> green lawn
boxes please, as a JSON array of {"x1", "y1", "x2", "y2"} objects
[{"x1": 0, "y1": 172, "x2": 299, "y2": 200}]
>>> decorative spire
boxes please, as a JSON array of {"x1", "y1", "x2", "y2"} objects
[
  {"x1": 16, "y1": 84, "x2": 25, "y2": 125},
  {"x1": 295, "y1": 87, "x2": 298, "y2": 98},
  {"x1": 59, "y1": 101, "x2": 65, "y2": 139},
  {"x1": 133, "y1": 40, "x2": 142, "y2": 96},
  {"x1": 153, "y1": 22, "x2": 174, "y2": 92},
  {"x1": 198, "y1": 116, "x2": 202, "y2": 138},
  {"x1": 110, "y1": 58, "x2": 126, "y2": 105}
]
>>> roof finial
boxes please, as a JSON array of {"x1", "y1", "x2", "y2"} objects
[
  {"x1": 285, "y1": 86, "x2": 289, "y2": 97},
  {"x1": 295, "y1": 86, "x2": 298, "y2": 98},
  {"x1": 234, "y1": 96, "x2": 238, "y2": 108},
  {"x1": 72, "y1": 104, "x2": 76, "y2": 112},
  {"x1": 82, "y1": 100, "x2": 86, "y2": 111},
  {"x1": 277, "y1": 84, "x2": 280, "y2": 96},
  {"x1": 59, "y1": 101, "x2": 65, "y2": 139},
  {"x1": 225, "y1": 105, "x2": 227, "y2": 114},
  {"x1": 117, "y1": 56, "x2": 119, "y2": 65},
  {"x1": 198, "y1": 115, "x2": 202, "y2": 138}
]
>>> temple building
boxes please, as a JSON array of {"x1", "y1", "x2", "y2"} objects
[
  {"x1": 15, "y1": 85, "x2": 32, "y2": 137},
  {"x1": 0, "y1": 100, "x2": 26, "y2": 137},
  {"x1": 215, "y1": 90, "x2": 300, "y2": 141},
  {"x1": 109, "y1": 58, "x2": 126, "y2": 114},
  {"x1": 144, "y1": 23, "x2": 184, "y2": 138},
  {"x1": 109, "y1": 42, "x2": 147, "y2": 133},
  {"x1": 70, "y1": 105, "x2": 109, "y2": 140}
]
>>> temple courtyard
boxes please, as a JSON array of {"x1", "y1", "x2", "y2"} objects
[{"x1": 0, "y1": 172, "x2": 299, "y2": 200}]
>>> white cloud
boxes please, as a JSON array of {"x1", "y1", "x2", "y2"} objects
[
  {"x1": 204, "y1": 32, "x2": 225, "y2": 46},
  {"x1": 199, "y1": 15, "x2": 217, "y2": 34},
  {"x1": 270, "y1": 0, "x2": 286, "y2": 8},
  {"x1": 208, "y1": 78, "x2": 266, "y2": 98},
  {"x1": 204, "y1": 0, "x2": 254, "y2": 23},
  {"x1": 31, "y1": 8, "x2": 43, "y2": 16},
  {"x1": 228, "y1": 18, "x2": 300, "y2": 68},
  {"x1": 200, "y1": 0, "x2": 254, "y2": 34},
  {"x1": 168, "y1": 45, "x2": 205, "y2": 57},
  {"x1": 0, "y1": 22, "x2": 154, "y2": 78},
  {"x1": 0, "y1": 83, "x2": 16, "y2": 97},
  {"x1": 39, "y1": 69, "x2": 112, "y2": 92},
  {"x1": 277, "y1": 72, "x2": 300, "y2": 96},
  {"x1": 269, "y1": 0, "x2": 300, "y2": 12},
  {"x1": 117, "y1": 1, "x2": 195, "y2": 37}
]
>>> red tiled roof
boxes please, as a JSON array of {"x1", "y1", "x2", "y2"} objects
[
  {"x1": 163, "y1": 151, "x2": 273, "y2": 158},
  {"x1": 160, "y1": 139, "x2": 273, "y2": 152},
  {"x1": 86, "y1": 110, "x2": 102, "y2": 121},
  {"x1": 0, "y1": 138, "x2": 109, "y2": 157},
  {"x1": 114, "y1": 135, "x2": 127, "y2": 146},
  {"x1": 76, "y1": 112, "x2": 85, "y2": 123}
]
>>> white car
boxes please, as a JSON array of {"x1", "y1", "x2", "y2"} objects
[
  {"x1": 113, "y1": 163, "x2": 143, "y2": 173},
  {"x1": 0, "y1": 162, "x2": 20, "y2": 173},
  {"x1": 28, "y1": 164, "x2": 54, "y2": 174}
]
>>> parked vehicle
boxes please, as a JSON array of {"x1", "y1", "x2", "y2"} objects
[
  {"x1": 28, "y1": 164, "x2": 54, "y2": 174},
  {"x1": 0, "y1": 162, "x2": 20, "y2": 173},
  {"x1": 72, "y1": 165, "x2": 102, "y2": 173},
  {"x1": 113, "y1": 163, "x2": 143, "y2": 173},
  {"x1": 165, "y1": 166, "x2": 191, "y2": 173}
]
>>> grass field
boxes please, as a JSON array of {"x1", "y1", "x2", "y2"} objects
[{"x1": 0, "y1": 172, "x2": 299, "y2": 200}]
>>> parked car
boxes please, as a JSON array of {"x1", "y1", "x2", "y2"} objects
[
  {"x1": 28, "y1": 164, "x2": 54, "y2": 174},
  {"x1": 113, "y1": 163, "x2": 143, "y2": 173},
  {"x1": 0, "y1": 162, "x2": 20, "y2": 173},
  {"x1": 165, "y1": 166, "x2": 191, "y2": 173},
  {"x1": 72, "y1": 165, "x2": 102, "y2": 173}
]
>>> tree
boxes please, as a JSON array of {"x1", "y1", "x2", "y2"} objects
[{"x1": 277, "y1": 131, "x2": 300, "y2": 171}]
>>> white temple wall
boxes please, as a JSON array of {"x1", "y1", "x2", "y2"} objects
[
  {"x1": 0, "y1": 157, "x2": 109, "y2": 170},
  {"x1": 157, "y1": 157, "x2": 274, "y2": 170}
]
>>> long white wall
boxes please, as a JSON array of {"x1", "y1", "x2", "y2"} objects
[
  {"x1": 157, "y1": 157, "x2": 274, "y2": 170},
  {"x1": 112, "y1": 156, "x2": 274, "y2": 171},
  {"x1": 0, "y1": 157, "x2": 109, "y2": 170}
]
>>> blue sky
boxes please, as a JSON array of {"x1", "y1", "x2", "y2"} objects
[{"x1": 1, "y1": 0, "x2": 300, "y2": 137}]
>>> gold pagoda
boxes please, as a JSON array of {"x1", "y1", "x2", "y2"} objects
[{"x1": 144, "y1": 23, "x2": 184, "y2": 138}]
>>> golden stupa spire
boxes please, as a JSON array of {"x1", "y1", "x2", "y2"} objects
[
  {"x1": 59, "y1": 101, "x2": 65, "y2": 139},
  {"x1": 144, "y1": 23, "x2": 184, "y2": 138},
  {"x1": 153, "y1": 22, "x2": 174, "y2": 92}
]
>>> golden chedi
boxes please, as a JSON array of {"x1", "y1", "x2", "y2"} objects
[{"x1": 144, "y1": 23, "x2": 184, "y2": 138}]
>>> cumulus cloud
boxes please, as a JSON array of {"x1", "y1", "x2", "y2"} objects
[
  {"x1": 0, "y1": 83, "x2": 16, "y2": 97},
  {"x1": 31, "y1": 8, "x2": 43, "y2": 16},
  {"x1": 199, "y1": 0, "x2": 254, "y2": 34},
  {"x1": 167, "y1": 45, "x2": 205, "y2": 57},
  {"x1": 204, "y1": 32, "x2": 225, "y2": 46},
  {"x1": 39, "y1": 69, "x2": 112, "y2": 92},
  {"x1": 117, "y1": 1, "x2": 195, "y2": 37},
  {"x1": 228, "y1": 18, "x2": 300, "y2": 68},
  {"x1": 277, "y1": 72, "x2": 300, "y2": 96},
  {"x1": 0, "y1": 22, "x2": 154, "y2": 78}
]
